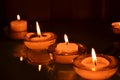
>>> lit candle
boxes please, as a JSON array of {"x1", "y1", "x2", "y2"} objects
[
  {"x1": 81, "y1": 48, "x2": 109, "y2": 71},
  {"x1": 55, "y1": 34, "x2": 78, "y2": 54},
  {"x1": 50, "y1": 34, "x2": 86, "y2": 64},
  {"x1": 24, "y1": 21, "x2": 56, "y2": 50},
  {"x1": 73, "y1": 48, "x2": 119, "y2": 80},
  {"x1": 10, "y1": 14, "x2": 27, "y2": 32},
  {"x1": 38, "y1": 65, "x2": 42, "y2": 71}
]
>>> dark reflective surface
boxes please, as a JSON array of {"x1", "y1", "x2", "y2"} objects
[{"x1": 0, "y1": 21, "x2": 120, "y2": 80}]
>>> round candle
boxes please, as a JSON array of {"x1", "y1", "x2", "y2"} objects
[
  {"x1": 55, "y1": 42, "x2": 78, "y2": 54},
  {"x1": 48, "y1": 34, "x2": 86, "y2": 64},
  {"x1": 24, "y1": 21, "x2": 56, "y2": 50},
  {"x1": 10, "y1": 14, "x2": 27, "y2": 32},
  {"x1": 112, "y1": 22, "x2": 120, "y2": 34},
  {"x1": 112, "y1": 22, "x2": 120, "y2": 29},
  {"x1": 81, "y1": 57, "x2": 110, "y2": 70},
  {"x1": 54, "y1": 34, "x2": 79, "y2": 64},
  {"x1": 10, "y1": 31, "x2": 27, "y2": 40},
  {"x1": 24, "y1": 32, "x2": 56, "y2": 50},
  {"x1": 73, "y1": 54, "x2": 119, "y2": 80}
]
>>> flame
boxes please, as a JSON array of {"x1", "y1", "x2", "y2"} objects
[
  {"x1": 91, "y1": 48, "x2": 97, "y2": 65},
  {"x1": 17, "y1": 14, "x2": 20, "y2": 20},
  {"x1": 20, "y1": 56, "x2": 23, "y2": 61},
  {"x1": 38, "y1": 65, "x2": 42, "y2": 71},
  {"x1": 64, "y1": 34, "x2": 69, "y2": 45},
  {"x1": 36, "y1": 21, "x2": 42, "y2": 37}
]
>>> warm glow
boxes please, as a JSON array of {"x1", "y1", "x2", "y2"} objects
[
  {"x1": 38, "y1": 65, "x2": 42, "y2": 71},
  {"x1": 20, "y1": 56, "x2": 23, "y2": 61},
  {"x1": 91, "y1": 67, "x2": 96, "y2": 71},
  {"x1": 91, "y1": 48, "x2": 97, "y2": 65},
  {"x1": 49, "y1": 53, "x2": 53, "y2": 60},
  {"x1": 36, "y1": 21, "x2": 42, "y2": 36},
  {"x1": 119, "y1": 23, "x2": 120, "y2": 25},
  {"x1": 64, "y1": 34, "x2": 69, "y2": 44},
  {"x1": 17, "y1": 14, "x2": 20, "y2": 20}
]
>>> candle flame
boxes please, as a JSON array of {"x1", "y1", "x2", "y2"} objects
[
  {"x1": 38, "y1": 65, "x2": 42, "y2": 71},
  {"x1": 36, "y1": 21, "x2": 42, "y2": 37},
  {"x1": 20, "y1": 56, "x2": 23, "y2": 61},
  {"x1": 64, "y1": 34, "x2": 69, "y2": 45},
  {"x1": 91, "y1": 48, "x2": 97, "y2": 65},
  {"x1": 17, "y1": 14, "x2": 20, "y2": 20}
]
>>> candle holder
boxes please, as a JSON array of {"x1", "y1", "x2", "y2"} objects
[
  {"x1": 48, "y1": 43, "x2": 87, "y2": 64},
  {"x1": 73, "y1": 54, "x2": 119, "y2": 80},
  {"x1": 24, "y1": 32, "x2": 57, "y2": 50}
]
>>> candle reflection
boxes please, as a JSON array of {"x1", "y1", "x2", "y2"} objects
[
  {"x1": 20, "y1": 56, "x2": 23, "y2": 61},
  {"x1": 38, "y1": 65, "x2": 42, "y2": 71}
]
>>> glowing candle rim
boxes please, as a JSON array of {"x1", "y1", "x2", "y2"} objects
[
  {"x1": 112, "y1": 22, "x2": 120, "y2": 29},
  {"x1": 49, "y1": 43, "x2": 87, "y2": 56},
  {"x1": 24, "y1": 32, "x2": 57, "y2": 42},
  {"x1": 73, "y1": 54, "x2": 119, "y2": 71}
]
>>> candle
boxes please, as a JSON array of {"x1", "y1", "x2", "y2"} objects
[
  {"x1": 73, "y1": 48, "x2": 119, "y2": 80},
  {"x1": 24, "y1": 21, "x2": 57, "y2": 50},
  {"x1": 10, "y1": 31, "x2": 27, "y2": 40},
  {"x1": 10, "y1": 14, "x2": 27, "y2": 32},
  {"x1": 55, "y1": 34, "x2": 78, "y2": 54},
  {"x1": 111, "y1": 22, "x2": 120, "y2": 34},
  {"x1": 48, "y1": 34, "x2": 86, "y2": 64}
]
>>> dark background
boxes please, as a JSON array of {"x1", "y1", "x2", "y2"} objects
[
  {"x1": 0, "y1": 0, "x2": 120, "y2": 80},
  {"x1": 0, "y1": 0, "x2": 120, "y2": 52}
]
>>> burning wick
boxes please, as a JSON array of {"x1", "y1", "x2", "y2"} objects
[
  {"x1": 38, "y1": 65, "x2": 42, "y2": 71},
  {"x1": 91, "y1": 48, "x2": 97, "y2": 66},
  {"x1": 36, "y1": 21, "x2": 42, "y2": 37},
  {"x1": 20, "y1": 56, "x2": 23, "y2": 61},
  {"x1": 64, "y1": 34, "x2": 69, "y2": 45}
]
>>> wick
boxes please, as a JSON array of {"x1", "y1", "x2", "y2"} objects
[
  {"x1": 94, "y1": 61, "x2": 97, "y2": 66},
  {"x1": 38, "y1": 34, "x2": 42, "y2": 37},
  {"x1": 38, "y1": 35, "x2": 41, "y2": 37},
  {"x1": 66, "y1": 42, "x2": 69, "y2": 45}
]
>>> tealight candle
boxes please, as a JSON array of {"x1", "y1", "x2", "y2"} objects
[
  {"x1": 48, "y1": 34, "x2": 86, "y2": 64},
  {"x1": 24, "y1": 21, "x2": 57, "y2": 50},
  {"x1": 10, "y1": 14, "x2": 27, "y2": 32},
  {"x1": 73, "y1": 48, "x2": 119, "y2": 80}
]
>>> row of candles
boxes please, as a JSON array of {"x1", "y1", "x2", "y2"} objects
[{"x1": 9, "y1": 14, "x2": 119, "y2": 80}]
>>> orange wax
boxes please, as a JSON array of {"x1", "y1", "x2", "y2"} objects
[
  {"x1": 54, "y1": 43, "x2": 79, "y2": 64},
  {"x1": 55, "y1": 43, "x2": 78, "y2": 54},
  {"x1": 81, "y1": 57, "x2": 109, "y2": 70},
  {"x1": 10, "y1": 20, "x2": 27, "y2": 32},
  {"x1": 24, "y1": 32, "x2": 56, "y2": 50},
  {"x1": 112, "y1": 22, "x2": 120, "y2": 29},
  {"x1": 73, "y1": 55, "x2": 119, "y2": 80}
]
